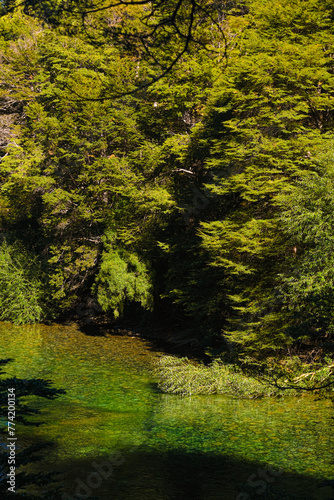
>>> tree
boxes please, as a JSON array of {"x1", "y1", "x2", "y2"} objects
[
  {"x1": 276, "y1": 152, "x2": 334, "y2": 351},
  {"x1": 187, "y1": 0, "x2": 334, "y2": 361},
  {"x1": 1, "y1": 0, "x2": 333, "y2": 378},
  {"x1": 0, "y1": 0, "x2": 229, "y2": 96},
  {"x1": 0, "y1": 9, "x2": 175, "y2": 315}
]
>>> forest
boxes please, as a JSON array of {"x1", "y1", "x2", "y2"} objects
[{"x1": 0, "y1": 0, "x2": 334, "y2": 388}]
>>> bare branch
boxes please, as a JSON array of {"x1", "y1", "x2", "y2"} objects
[{"x1": 171, "y1": 169, "x2": 195, "y2": 175}]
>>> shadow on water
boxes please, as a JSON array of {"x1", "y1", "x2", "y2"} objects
[
  {"x1": 0, "y1": 358, "x2": 67, "y2": 499},
  {"x1": 0, "y1": 439, "x2": 65, "y2": 500},
  {"x1": 78, "y1": 321, "x2": 210, "y2": 362},
  {"x1": 46, "y1": 447, "x2": 334, "y2": 500}
]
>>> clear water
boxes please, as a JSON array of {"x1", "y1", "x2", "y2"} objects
[{"x1": 0, "y1": 322, "x2": 333, "y2": 499}]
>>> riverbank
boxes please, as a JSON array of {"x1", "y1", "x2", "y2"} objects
[{"x1": 75, "y1": 317, "x2": 334, "y2": 399}]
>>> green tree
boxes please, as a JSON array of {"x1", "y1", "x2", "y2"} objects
[
  {"x1": 0, "y1": 0, "x2": 228, "y2": 94},
  {"x1": 93, "y1": 231, "x2": 153, "y2": 319},
  {"x1": 276, "y1": 153, "x2": 334, "y2": 350},
  {"x1": 188, "y1": 0, "x2": 334, "y2": 360},
  {"x1": 0, "y1": 9, "x2": 174, "y2": 316}
]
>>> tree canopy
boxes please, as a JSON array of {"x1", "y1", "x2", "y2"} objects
[{"x1": 0, "y1": 0, "x2": 333, "y2": 379}]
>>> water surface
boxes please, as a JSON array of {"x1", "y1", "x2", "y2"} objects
[{"x1": 0, "y1": 322, "x2": 333, "y2": 499}]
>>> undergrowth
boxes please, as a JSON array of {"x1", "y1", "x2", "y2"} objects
[{"x1": 0, "y1": 240, "x2": 45, "y2": 324}]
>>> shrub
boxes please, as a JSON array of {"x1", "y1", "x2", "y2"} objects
[
  {"x1": 0, "y1": 240, "x2": 44, "y2": 324},
  {"x1": 155, "y1": 355, "x2": 334, "y2": 398},
  {"x1": 154, "y1": 356, "x2": 277, "y2": 398}
]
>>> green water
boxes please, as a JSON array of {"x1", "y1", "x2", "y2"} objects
[{"x1": 0, "y1": 322, "x2": 333, "y2": 500}]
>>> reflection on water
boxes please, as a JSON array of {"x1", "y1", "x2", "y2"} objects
[{"x1": 0, "y1": 322, "x2": 333, "y2": 499}]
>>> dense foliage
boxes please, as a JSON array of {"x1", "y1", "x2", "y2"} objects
[{"x1": 0, "y1": 0, "x2": 334, "y2": 378}]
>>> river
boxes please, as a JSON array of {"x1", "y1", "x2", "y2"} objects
[{"x1": 0, "y1": 322, "x2": 333, "y2": 499}]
